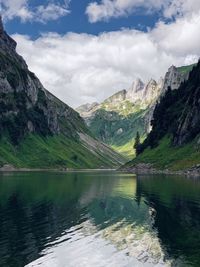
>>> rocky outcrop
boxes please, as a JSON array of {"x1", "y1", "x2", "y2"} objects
[
  {"x1": 0, "y1": 15, "x2": 88, "y2": 142},
  {"x1": 76, "y1": 102, "x2": 99, "y2": 114},
  {"x1": 162, "y1": 65, "x2": 189, "y2": 93},
  {"x1": 0, "y1": 16, "x2": 26, "y2": 69},
  {"x1": 126, "y1": 78, "x2": 145, "y2": 103},
  {"x1": 0, "y1": 16, "x2": 3, "y2": 33},
  {"x1": 0, "y1": 16, "x2": 125, "y2": 168},
  {"x1": 140, "y1": 78, "x2": 163, "y2": 107},
  {"x1": 76, "y1": 63, "x2": 195, "y2": 158},
  {"x1": 77, "y1": 64, "x2": 192, "y2": 120},
  {"x1": 173, "y1": 62, "x2": 200, "y2": 146},
  {"x1": 104, "y1": 89, "x2": 126, "y2": 104},
  {"x1": 135, "y1": 60, "x2": 200, "y2": 158}
]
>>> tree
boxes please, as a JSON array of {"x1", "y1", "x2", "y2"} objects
[{"x1": 134, "y1": 131, "x2": 141, "y2": 156}]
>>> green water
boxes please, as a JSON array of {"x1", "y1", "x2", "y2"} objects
[{"x1": 0, "y1": 171, "x2": 200, "y2": 267}]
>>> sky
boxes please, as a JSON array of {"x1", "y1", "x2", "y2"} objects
[{"x1": 1, "y1": 0, "x2": 200, "y2": 107}]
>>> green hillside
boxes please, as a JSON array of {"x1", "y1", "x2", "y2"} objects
[
  {"x1": 0, "y1": 21, "x2": 125, "y2": 169},
  {"x1": 124, "y1": 61, "x2": 200, "y2": 171},
  {"x1": 78, "y1": 64, "x2": 195, "y2": 160},
  {"x1": 0, "y1": 134, "x2": 125, "y2": 169},
  {"x1": 177, "y1": 63, "x2": 196, "y2": 75},
  {"x1": 124, "y1": 136, "x2": 200, "y2": 171},
  {"x1": 88, "y1": 107, "x2": 148, "y2": 159}
]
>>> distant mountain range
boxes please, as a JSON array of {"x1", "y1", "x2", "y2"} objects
[
  {"x1": 77, "y1": 63, "x2": 195, "y2": 158},
  {"x1": 0, "y1": 16, "x2": 125, "y2": 169}
]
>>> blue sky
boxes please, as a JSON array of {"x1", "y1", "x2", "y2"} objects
[
  {"x1": 4, "y1": 0, "x2": 162, "y2": 38},
  {"x1": 1, "y1": 0, "x2": 200, "y2": 107}
]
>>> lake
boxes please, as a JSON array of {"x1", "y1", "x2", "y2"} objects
[{"x1": 0, "y1": 171, "x2": 200, "y2": 267}]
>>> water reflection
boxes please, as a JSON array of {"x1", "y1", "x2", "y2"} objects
[
  {"x1": 0, "y1": 172, "x2": 199, "y2": 266},
  {"x1": 137, "y1": 175, "x2": 200, "y2": 267}
]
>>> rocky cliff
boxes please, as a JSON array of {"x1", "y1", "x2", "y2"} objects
[
  {"x1": 123, "y1": 60, "x2": 200, "y2": 171},
  {"x1": 77, "y1": 63, "x2": 194, "y2": 158},
  {"x1": 173, "y1": 62, "x2": 200, "y2": 146},
  {"x1": 162, "y1": 65, "x2": 185, "y2": 92},
  {"x1": 104, "y1": 90, "x2": 127, "y2": 104},
  {"x1": 140, "y1": 61, "x2": 200, "y2": 149},
  {"x1": 0, "y1": 18, "x2": 86, "y2": 142},
  {"x1": 0, "y1": 17, "x2": 125, "y2": 168}
]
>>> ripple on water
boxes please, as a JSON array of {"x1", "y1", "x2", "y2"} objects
[
  {"x1": 0, "y1": 172, "x2": 199, "y2": 267},
  {"x1": 25, "y1": 219, "x2": 175, "y2": 267}
]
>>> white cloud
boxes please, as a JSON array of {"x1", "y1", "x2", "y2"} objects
[
  {"x1": 0, "y1": 0, "x2": 70, "y2": 23},
  {"x1": 12, "y1": 11, "x2": 200, "y2": 108},
  {"x1": 86, "y1": 0, "x2": 165, "y2": 23},
  {"x1": 152, "y1": 12, "x2": 200, "y2": 56},
  {"x1": 86, "y1": 0, "x2": 200, "y2": 23},
  {"x1": 0, "y1": 0, "x2": 33, "y2": 22},
  {"x1": 36, "y1": 3, "x2": 70, "y2": 23},
  {"x1": 163, "y1": 0, "x2": 200, "y2": 18}
]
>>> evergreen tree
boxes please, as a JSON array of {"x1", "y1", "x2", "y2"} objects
[{"x1": 134, "y1": 131, "x2": 141, "y2": 156}]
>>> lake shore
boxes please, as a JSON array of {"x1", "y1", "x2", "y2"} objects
[
  {"x1": 2, "y1": 163, "x2": 200, "y2": 177},
  {"x1": 0, "y1": 164, "x2": 117, "y2": 173},
  {"x1": 120, "y1": 163, "x2": 200, "y2": 177}
]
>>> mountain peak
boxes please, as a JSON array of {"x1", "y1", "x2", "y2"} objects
[
  {"x1": 133, "y1": 78, "x2": 145, "y2": 92},
  {"x1": 148, "y1": 78, "x2": 157, "y2": 85},
  {"x1": 168, "y1": 65, "x2": 177, "y2": 71},
  {"x1": 104, "y1": 89, "x2": 127, "y2": 104},
  {"x1": 162, "y1": 64, "x2": 188, "y2": 92},
  {"x1": 0, "y1": 17, "x2": 27, "y2": 69},
  {"x1": 0, "y1": 15, "x2": 17, "y2": 51}
]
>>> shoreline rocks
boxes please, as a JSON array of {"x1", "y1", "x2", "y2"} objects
[{"x1": 120, "y1": 163, "x2": 200, "y2": 177}]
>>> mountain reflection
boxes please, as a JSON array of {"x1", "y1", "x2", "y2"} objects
[
  {"x1": 136, "y1": 174, "x2": 200, "y2": 267},
  {"x1": 0, "y1": 172, "x2": 200, "y2": 267}
]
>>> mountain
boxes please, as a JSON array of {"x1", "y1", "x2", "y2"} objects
[
  {"x1": 123, "y1": 60, "x2": 200, "y2": 172},
  {"x1": 0, "y1": 17, "x2": 125, "y2": 169},
  {"x1": 77, "y1": 64, "x2": 193, "y2": 159}
]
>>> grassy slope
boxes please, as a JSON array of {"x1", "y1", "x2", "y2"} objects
[
  {"x1": 111, "y1": 124, "x2": 147, "y2": 160},
  {"x1": 177, "y1": 63, "x2": 197, "y2": 75},
  {"x1": 0, "y1": 134, "x2": 123, "y2": 169},
  {"x1": 112, "y1": 135, "x2": 146, "y2": 160},
  {"x1": 88, "y1": 106, "x2": 148, "y2": 159},
  {"x1": 0, "y1": 48, "x2": 126, "y2": 169},
  {"x1": 111, "y1": 64, "x2": 196, "y2": 158},
  {"x1": 122, "y1": 64, "x2": 199, "y2": 170},
  {"x1": 124, "y1": 136, "x2": 200, "y2": 171},
  {"x1": 112, "y1": 139, "x2": 135, "y2": 159}
]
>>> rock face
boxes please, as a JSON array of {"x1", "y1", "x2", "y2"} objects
[
  {"x1": 143, "y1": 78, "x2": 163, "y2": 105},
  {"x1": 173, "y1": 62, "x2": 200, "y2": 146},
  {"x1": 162, "y1": 65, "x2": 189, "y2": 92},
  {"x1": 104, "y1": 89, "x2": 127, "y2": 104},
  {"x1": 138, "y1": 60, "x2": 200, "y2": 154},
  {"x1": 77, "y1": 64, "x2": 194, "y2": 119},
  {"x1": 0, "y1": 16, "x2": 125, "y2": 168},
  {"x1": 77, "y1": 63, "x2": 195, "y2": 158},
  {"x1": 126, "y1": 79, "x2": 145, "y2": 103},
  {"x1": 76, "y1": 102, "x2": 99, "y2": 114},
  {"x1": 78, "y1": 77, "x2": 163, "y2": 117},
  {"x1": 0, "y1": 16, "x2": 3, "y2": 33},
  {"x1": 0, "y1": 23, "x2": 83, "y2": 140}
]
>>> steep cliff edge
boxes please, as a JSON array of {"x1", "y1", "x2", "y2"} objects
[
  {"x1": 0, "y1": 17, "x2": 125, "y2": 169},
  {"x1": 123, "y1": 61, "x2": 200, "y2": 171}
]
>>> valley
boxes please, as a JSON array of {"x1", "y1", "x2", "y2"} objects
[{"x1": 77, "y1": 63, "x2": 195, "y2": 159}]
